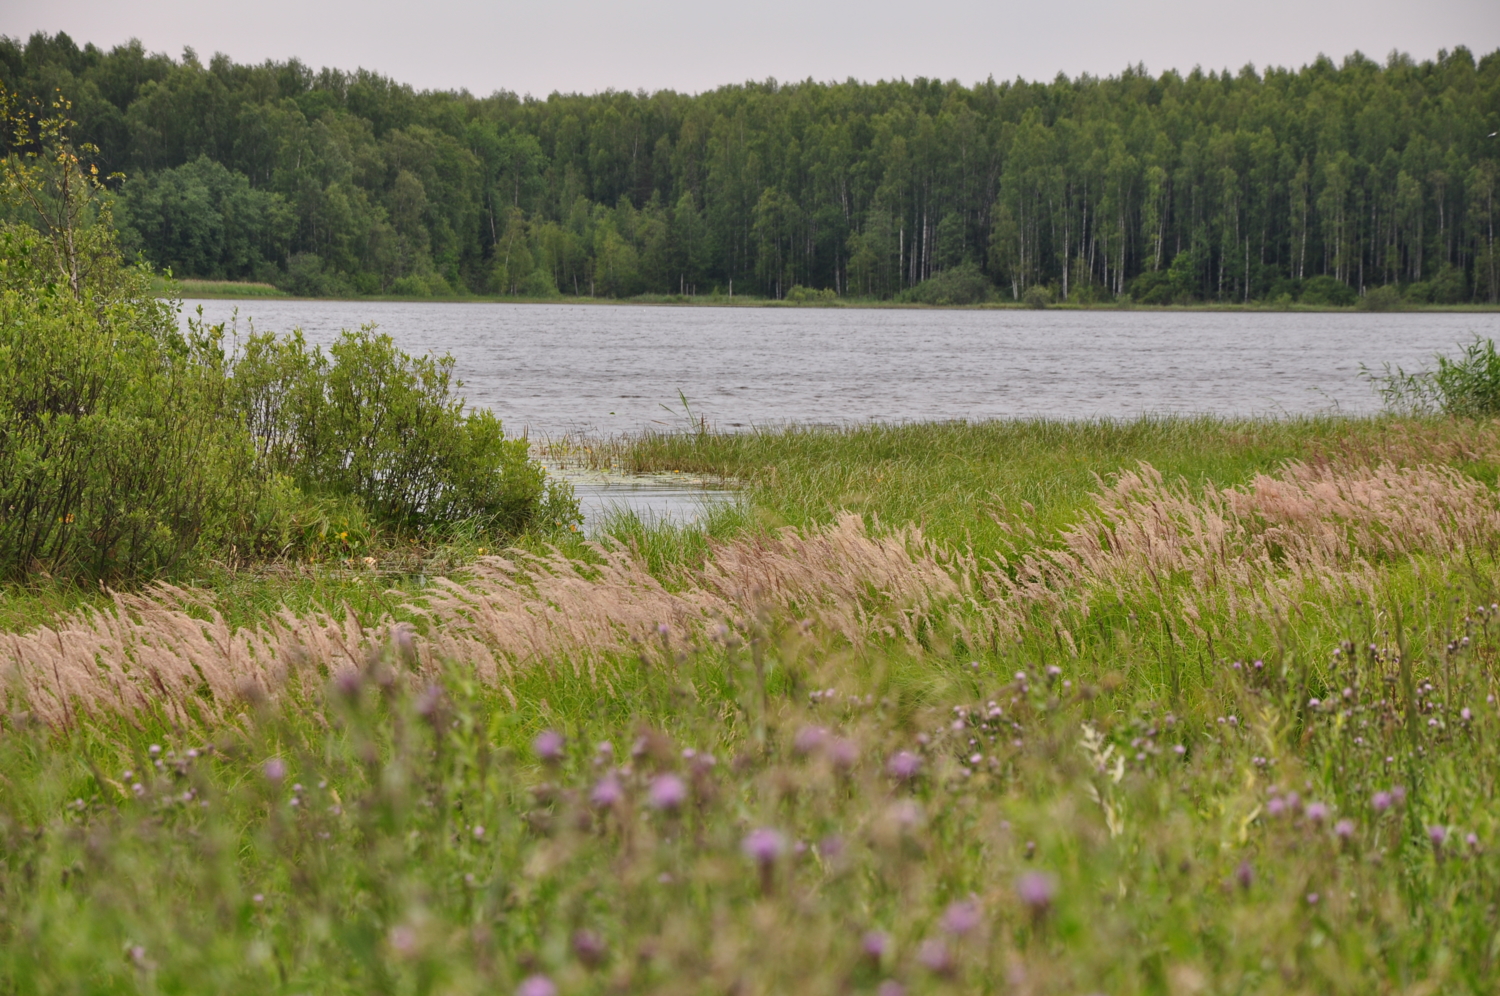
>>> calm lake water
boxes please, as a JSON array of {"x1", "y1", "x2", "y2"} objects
[
  {"x1": 180, "y1": 298, "x2": 1498, "y2": 531},
  {"x1": 182, "y1": 299, "x2": 1498, "y2": 436}
]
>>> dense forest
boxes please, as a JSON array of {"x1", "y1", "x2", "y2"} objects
[{"x1": 2, "y1": 31, "x2": 1498, "y2": 303}]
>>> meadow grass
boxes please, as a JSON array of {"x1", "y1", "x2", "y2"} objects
[{"x1": 4, "y1": 416, "x2": 1500, "y2": 994}]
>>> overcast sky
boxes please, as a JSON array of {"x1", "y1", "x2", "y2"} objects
[{"x1": 4, "y1": 0, "x2": 1499, "y2": 97}]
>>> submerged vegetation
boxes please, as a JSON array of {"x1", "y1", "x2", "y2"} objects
[{"x1": 1, "y1": 34, "x2": 1498, "y2": 304}]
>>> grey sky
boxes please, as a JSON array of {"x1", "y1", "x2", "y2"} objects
[{"x1": 4, "y1": 0, "x2": 1499, "y2": 98}]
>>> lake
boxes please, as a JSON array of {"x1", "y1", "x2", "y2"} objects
[
  {"x1": 181, "y1": 299, "x2": 1498, "y2": 437},
  {"x1": 179, "y1": 299, "x2": 1499, "y2": 531}
]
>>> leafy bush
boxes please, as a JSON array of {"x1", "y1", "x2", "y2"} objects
[
  {"x1": 0, "y1": 228, "x2": 259, "y2": 579},
  {"x1": 1021, "y1": 284, "x2": 1053, "y2": 309},
  {"x1": 1356, "y1": 285, "x2": 1405, "y2": 312},
  {"x1": 1368, "y1": 336, "x2": 1500, "y2": 417},
  {"x1": 784, "y1": 284, "x2": 837, "y2": 304},
  {"x1": 230, "y1": 325, "x2": 576, "y2": 534},
  {"x1": 1128, "y1": 269, "x2": 1173, "y2": 305},
  {"x1": 1299, "y1": 274, "x2": 1357, "y2": 307},
  {"x1": 0, "y1": 92, "x2": 577, "y2": 581},
  {"x1": 899, "y1": 262, "x2": 994, "y2": 305}
]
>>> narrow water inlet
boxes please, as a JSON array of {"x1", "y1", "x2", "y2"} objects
[{"x1": 543, "y1": 464, "x2": 737, "y2": 535}]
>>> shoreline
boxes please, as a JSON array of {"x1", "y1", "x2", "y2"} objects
[{"x1": 164, "y1": 287, "x2": 1500, "y2": 315}]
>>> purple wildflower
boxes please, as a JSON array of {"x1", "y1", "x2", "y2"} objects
[
  {"x1": 1334, "y1": 818, "x2": 1356, "y2": 841},
  {"x1": 793, "y1": 726, "x2": 828, "y2": 754},
  {"x1": 590, "y1": 775, "x2": 623, "y2": 808},
  {"x1": 887, "y1": 751, "x2": 922, "y2": 780},
  {"x1": 647, "y1": 773, "x2": 687, "y2": 811},
  {"x1": 1391, "y1": 785, "x2": 1407, "y2": 806},
  {"x1": 516, "y1": 975, "x2": 557, "y2": 996},
  {"x1": 826, "y1": 738, "x2": 859, "y2": 770},
  {"x1": 572, "y1": 929, "x2": 606, "y2": 967},
  {"x1": 861, "y1": 930, "x2": 890, "y2": 961},
  {"x1": 1235, "y1": 860, "x2": 1254, "y2": 891},
  {"x1": 1304, "y1": 802, "x2": 1328, "y2": 823},
  {"x1": 917, "y1": 938, "x2": 954, "y2": 974},
  {"x1": 263, "y1": 758, "x2": 286, "y2": 783},
  {"x1": 741, "y1": 828, "x2": 787, "y2": 865},
  {"x1": 1016, "y1": 871, "x2": 1056, "y2": 916},
  {"x1": 1372, "y1": 791, "x2": 1392, "y2": 813},
  {"x1": 1266, "y1": 798, "x2": 1286, "y2": 818},
  {"x1": 533, "y1": 730, "x2": 565, "y2": 763},
  {"x1": 1429, "y1": 825, "x2": 1448, "y2": 849},
  {"x1": 940, "y1": 899, "x2": 982, "y2": 936},
  {"x1": 876, "y1": 982, "x2": 906, "y2": 996}
]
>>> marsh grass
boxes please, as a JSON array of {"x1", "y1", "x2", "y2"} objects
[{"x1": 5, "y1": 416, "x2": 1500, "y2": 993}]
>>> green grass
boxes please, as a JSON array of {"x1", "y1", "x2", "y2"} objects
[
  {"x1": 587, "y1": 416, "x2": 1500, "y2": 558},
  {"x1": 159, "y1": 278, "x2": 290, "y2": 299},
  {"x1": 5, "y1": 415, "x2": 1500, "y2": 993}
]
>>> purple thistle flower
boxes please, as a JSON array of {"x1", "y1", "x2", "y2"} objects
[
  {"x1": 1235, "y1": 860, "x2": 1254, "y2": 891},
  {"x1": 741, "y1": 828, "x2": 787, "y2": 865},
  {"x1": 876, "y1": 982, "x2": 906, "y2": 996},
  {"x1": 590, "y1": 775, "x2": 623, "y2": 809},
  {"x1": 1391, "y1": 785, "x2": 1407, "y2": 806},
  {"x1": 917, "y1": 938, "x2": 954, "y2": 974},
  {"x1": 817, "y1": 834, "x2": 845, "y2": 860},
  {"x1": 647, "y1": 773, "x2": 687, "y2": 811},
  {"x1": 887, "y1": 751, "x2": 922, "y2": 780},
  {"x1": 1305, "y1": 892, "x2": 1319, "y2": 905},
  {"x1": 1304, "y1": 802, "x2": 1328, "y2": 823},
  {"x1": 940, "y1": 899, "x2": 982, "y2": 936},
  {"x1": 1429, "y1": 825, "x2": 1448, "y2": 849},
  {"x1": 263, "y1": 758, "x2": 286, "y2": 783},
  {"x1": 826, "y1": 737, "x2": 859, "y2": 770},
  {"x1": 572, "y1": 929, "x2": 606, "y2": 967},
  {"x1": 1372, "y1": 791, "x2": 1392, "y2": 813},
  {"x1": 1016, "y1": 871, "x2": 1056, "y2": 916},
  {"x1": 516, "y1": 975, "x2": 557, "y2": 996},
  {"x1": 861, "y1": 930, "x2": 890, "y2": 961},
  {"x1": 793, "y1": 726, "x2": 828, "y2": 754},
  {"x1": 533, "y1": 730, "x2": 565, "y2": 763},
  {"x1": 1266, "y1": 798, "x2": 1286, "y2": 818},
  {"x1": 1334, "y1": 818, "x2": 1356, "y2": 841}
]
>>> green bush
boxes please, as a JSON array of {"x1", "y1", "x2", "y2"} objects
[
  {"x1": 1021, "y1": 284, "x2": 1053, "y2": 308},
  {"x1": 230, "y1": 325, "x2": 576, "y2": 534},
  {"x1": 0, "y1": 95, "x2": 577, "y2": 581},
  {"x1": 898, "y1": 262, "x2": 994, "y2": 305},
  {"x1": 1368, "y1": 336, "x2": 1500, "y2": 417},
  {"x1": 0, "y1": 227, "x2": 258, "y2": 580},
  {"x1": 1356, "y1": 285, "x2": 1405, "y2": 312},
  {"x1": 783, "y1": 284, "x2": 837, "y2": 304},
  {"x1": 1299, "y1": 274, "x2": 1357, "y2": 307}
]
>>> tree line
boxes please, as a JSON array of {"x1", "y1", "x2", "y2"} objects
[{"x1": 2, "y1": 31, "x2": 1497, "y2": 303}]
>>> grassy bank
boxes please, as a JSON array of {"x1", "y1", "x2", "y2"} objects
[
  {"x1": 155, "y1": 281, "x2": 1500, "y2": 312},
  {"x1": 5, "y1": 415, "x2": 1500, "y2": 993}
]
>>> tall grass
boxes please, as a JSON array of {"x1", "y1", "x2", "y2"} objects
[{"x1": 5, "y1": 416, "x2": 1500, "y2": 992}]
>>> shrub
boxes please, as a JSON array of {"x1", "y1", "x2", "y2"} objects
[
  {"x1": 0, "y1": 228, "x2": 258, "y2": 579},
  {"x1": 784, "y1": 284, "x2": 837, "y2": 304},
  {"x1": 1357, "y1": 285, "x2": 1406, "y2": 312},
  {"x1": 1299, "y1": 274, "x2": 1357, "y2": 307},
  {"x1": 1368, "y1": 336, "x2": 1500, "y2": 417},
  {"x1": 230, "y1": 325, "x2": 576, "y2": 535},
  {"x1": 899, "y1": 262, "x2": 994, "y2": 305},
  {"x1": 1128, "y1": 270, "x2": 1173, "y2": 305},
  {"x1": 1022, "y1": 284, "x2": 1053, "y2": 309}
]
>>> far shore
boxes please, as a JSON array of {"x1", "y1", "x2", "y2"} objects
[{"x1": 162, "y1": 281, "x2": 1500, "y2": 314}]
